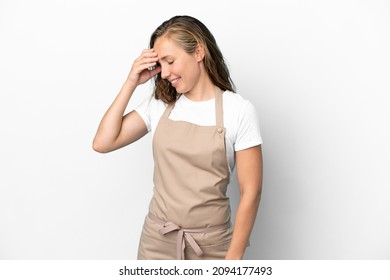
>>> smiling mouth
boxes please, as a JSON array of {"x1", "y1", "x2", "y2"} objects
[{"x1": 170, "y1": 78, "x2": 180, "y2": 85}]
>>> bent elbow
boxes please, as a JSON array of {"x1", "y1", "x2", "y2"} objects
[{"x1": 92, "y1": 139, "x2": 110, "y2": 153}]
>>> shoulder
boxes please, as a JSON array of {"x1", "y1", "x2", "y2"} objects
[
  {"x1": 222, "y1": 90, "x2": 247, "y2": 103},
  {"x1": 136, "y1": 94, "x2": 167, "y2": 113},
  {"x1": 222, "y1": 91, "x2": 257, "y2": 117},
  {"x1": 223, "y1": 91, "x2": 263, "y2": 150},
  {"x1": 135, "y1": 94, "x2": 168, "y2": 132}
]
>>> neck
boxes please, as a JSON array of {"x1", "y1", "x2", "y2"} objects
[{"x1": 184, "y1": 79, "x2": 220, "y2": 102}]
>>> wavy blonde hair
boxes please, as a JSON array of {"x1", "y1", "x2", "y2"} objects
[{"x1": 149, "y1": 15, "x2": 235, "y2": 104}]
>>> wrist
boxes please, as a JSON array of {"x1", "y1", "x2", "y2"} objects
[
  {"x1": 123, "y1": 79, "x2": 138, "y2": 90},
  {"x1": 225, "y1": 251, "x2": 244, "y2": 260}
]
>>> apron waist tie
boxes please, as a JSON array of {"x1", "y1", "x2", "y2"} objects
[{"x1": 148, "y1": 213, "x2": 229, "y2": 260}]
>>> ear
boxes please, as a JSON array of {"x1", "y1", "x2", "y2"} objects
[{"x1": 194, "y1": 44, "x2": 205, "y2": 62}]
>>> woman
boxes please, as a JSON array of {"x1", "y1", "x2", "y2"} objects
[{"x1": 93, "y1": 15, "x2": 263, "y2": 260}]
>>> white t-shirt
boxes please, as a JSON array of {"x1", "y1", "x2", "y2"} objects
[{"x1": 135, "y1": 91, "x2": 262, "y2": 173}]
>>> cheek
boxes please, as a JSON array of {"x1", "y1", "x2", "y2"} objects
[
  {"x1": 187, "y1": 62, "x2": 202, "y2": 80},
  {"x1": 174, "y1": 58, "x2": 201, "y2": 81}
]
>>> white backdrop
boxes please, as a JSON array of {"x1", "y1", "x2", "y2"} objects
[{"x1": 1, "y1": 0, "x2": 389, "y2": 259}]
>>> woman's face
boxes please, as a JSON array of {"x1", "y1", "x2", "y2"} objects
[{"x1": 153, "y1": 36, "x2": 203, "y2": 94}]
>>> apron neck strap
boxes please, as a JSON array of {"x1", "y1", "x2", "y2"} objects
[
  {"x1": 215, "y1": 90, "x2": 224, "y2": 128},
  {"x1": 162, "y1": 100, "x2": 176, "y2": 119}
]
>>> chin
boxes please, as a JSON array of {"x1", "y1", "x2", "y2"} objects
[{"x1": 175, "y1": 86, "x2": 185, "y2": 94}]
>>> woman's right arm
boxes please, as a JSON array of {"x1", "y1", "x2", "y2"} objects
[{"x1": 92, "y1": 49, "x2": 161, "y2": 153}]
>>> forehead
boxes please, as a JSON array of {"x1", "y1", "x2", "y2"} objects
[{"x1": 154, "y1": 36, "x2": 185, "y2": 59}]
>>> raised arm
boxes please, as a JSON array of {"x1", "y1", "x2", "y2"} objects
[
  {"x1": 225, "y1": 145, "x2": 263, "y2": 259},
  {"x1": 92, "y1": 49, "x2": 161, "y2": 153}
]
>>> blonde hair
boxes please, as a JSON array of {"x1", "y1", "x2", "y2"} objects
[{"x1": 149, "y1": 15, "x2": 235, "y2": 104}]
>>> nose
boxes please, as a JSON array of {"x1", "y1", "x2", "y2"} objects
[{"x1": 160, "y1": 65, "x2": 170, "y2": 80}]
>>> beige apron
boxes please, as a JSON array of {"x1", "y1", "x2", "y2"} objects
[{"x1": 137, "y1": 90, "x2": 232, "y2": 260}]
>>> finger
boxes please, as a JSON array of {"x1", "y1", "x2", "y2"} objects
[
  {"x1": 133, "y1": 56, "x2": 157, "y2": 71},
  {"x1": 145, "y1": 61, "x2": 159, "y2": 71},
  {"x1": 142, "y1": 48, "x2": 155, "y2": 53},
  {"x1": 141, "y1": 49, "x2": 157, "y2": 56},
  {"x1": 135, "y1": 54, "x2": 158, "y2": 66},
  {"x1": 134, "y1": 49, "x2": 157, "y2": 62},
  {"x1": 149, "y1": 65, "x2": 161, "y2": 76}
]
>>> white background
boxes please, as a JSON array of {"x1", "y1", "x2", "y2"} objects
[{"x1": 1, "y1": 0, "x2": 389, "y2": 260}]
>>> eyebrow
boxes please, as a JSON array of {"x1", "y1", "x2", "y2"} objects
[{"x1": 158, "y1": 55, "x2": 173, "y2": 62}]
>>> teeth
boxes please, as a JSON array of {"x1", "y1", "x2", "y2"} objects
[{"x1": 171, "y1": 78, "x2": 180, "y2": 84}]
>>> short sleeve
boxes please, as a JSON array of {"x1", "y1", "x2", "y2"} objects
[
  {"x1": 134, "y1": 95, "x2": 154, "y2": 132},
  {"x1": 234, "y1": 101, "x2": 263, "y2": 151}
]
